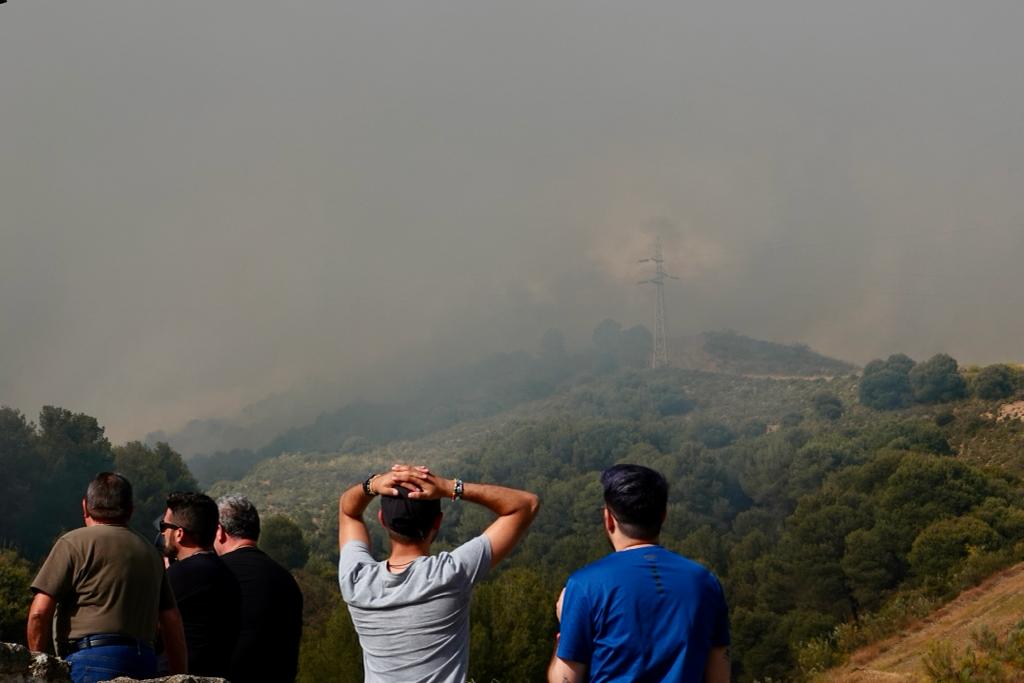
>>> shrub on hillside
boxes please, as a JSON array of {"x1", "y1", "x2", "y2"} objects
[
  {"x1": 469, "y1": 567, "x2": 558, "y2": 683},
  {"x1": 908, "y1": 516, "x2": 1000, "y2": 579},
  {"x1": 652, "y1": 387, "x2": 695, "y2": 416},
  {"x1": 860, "y1": 354, "x2": 915, "y2": 410},
  {"x1": 923, "y1": 619, "x2": 1024, "y2": 682},
  {"x1": 972, "y1": 364, "x2": 1018, "y2": 401},
  {"x1": 910, "y1": 354, "x2": 967, "y2": 404},
  {"x1": 701, "y1": 330, "x2": 856, "y2": 376},
  {"x1": 781, "y1": 412, "x2": 805, "y2": 428},
  {"x1": 261, "y1": 514, "x2": 310, "y2": 570},
  {"x1": 0, "y1": 549, "x2": 32, "y2": 641},
  {"x1": 812, "y1": 391, "x2": 844, "y2": 420},
  {"x1": 739, "y1": 419, "x2": 767, "y2": 438},
  {"x1": 689, "y1": 420, "x2": 736, "y2": 449},
  {"x1": 297, "y1": 603, "x2": 363, "y2": 682}
]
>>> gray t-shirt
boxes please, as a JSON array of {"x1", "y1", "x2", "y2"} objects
[{"x1": 338, "y1": 535, "x2": 492, "y2": 683}]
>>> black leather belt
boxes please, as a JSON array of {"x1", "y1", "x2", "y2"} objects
[{"x1": 67, "y1": 634, "x2": 152, "y2": 654}]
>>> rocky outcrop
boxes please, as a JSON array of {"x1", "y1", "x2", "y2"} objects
[
  {"x1": 0, "y1": 644, "x2": 227, "y2": 683},
  {"x1": 0, "y1": 643, "x2": 69, "y2": 683},
  {"x1": 105, "y1": 678, "x2": 227, "y2": 683}
]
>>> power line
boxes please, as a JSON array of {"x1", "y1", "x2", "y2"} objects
[{"x1": 638, "y1": 235, "x2": 678, "y2": 369}]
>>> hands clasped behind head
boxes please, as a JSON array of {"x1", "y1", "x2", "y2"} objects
[{"x1": 378, "y1": 464, "x2": 447, "y2": 500}]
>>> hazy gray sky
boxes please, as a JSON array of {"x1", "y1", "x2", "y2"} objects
[{"x1": 3, "y1": 1, "x2": 1024, "y2": 441}]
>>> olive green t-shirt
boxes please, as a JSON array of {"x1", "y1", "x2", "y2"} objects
[{"x1": 31, "y1": 523, "x2": 175, "y2": 644}]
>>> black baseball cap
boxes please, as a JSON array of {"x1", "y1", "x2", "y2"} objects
[{"x1": 380, "y1": 486, "x2": 441, "y2": 540}]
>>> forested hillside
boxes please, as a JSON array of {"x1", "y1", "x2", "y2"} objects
[
  {"x1": 182, "y1": 325, "x2": 855, "y2": 487},
  {"x1": 672, "y1": 330, "x2": 859, "y2": 377},
  {"x1": 203, "y1": 348, "x2": 1024, "y2": 682},
  {"x1": 5, "y1": 332, "x2": 1024, "y2": 682}
]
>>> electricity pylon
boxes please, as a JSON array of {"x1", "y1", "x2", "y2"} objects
[{"x1": 638, "y1": 235, "x2": 678, "y2": 369}]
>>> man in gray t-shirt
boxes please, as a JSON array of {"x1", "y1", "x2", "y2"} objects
[{"x1": 338, "y1": 465, "x2": 539, "y2": 683}]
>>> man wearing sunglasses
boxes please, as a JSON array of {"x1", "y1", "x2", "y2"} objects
[
  {"x1": 160, "y1": 491, "x2": 241, "y2": 678},
  {"x1": 28, "y1": 473, "x2": 188, "y2": 683}
]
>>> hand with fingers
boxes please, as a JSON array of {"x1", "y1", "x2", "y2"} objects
[
  {"x1": 368, "y1": 468, "x2": 425, "y2": 497},
  {"x1": 388, "y1": 464, "x2": 453, "y2": 500}
]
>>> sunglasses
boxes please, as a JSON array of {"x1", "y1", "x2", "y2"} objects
[{"x1": 158, "y1": 521, "x2": 189, "y2": 534}]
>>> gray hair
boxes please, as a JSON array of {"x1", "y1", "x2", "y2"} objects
[{"x1": 217, "y1": 494, "x2": 261, "y2": 541}]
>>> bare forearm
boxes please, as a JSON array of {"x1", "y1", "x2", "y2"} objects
[
  {"x1": 460, "y1": 479, "x2": 539, "y2": 566},
  {"x1": 340, "y1": 482, "x2": 373, "y2": 520},
  {"x1": 26, "y1": 613, "x2": 51, "y2": 652},
  {"x1": 26, "y1": 593, "x2": 55, "y2": 653},
  {"x1": 458, "y1": 480, "x2": 539, "y2": 518},
  {"x1": 704, "y1": 646, "x2": 730, "y2": 683},
  {"x1": 547, "y1": 652, "x2": 586, "y2": 683},
  {"x1": 338, "y1": 482, "x2": 374, "y2": 548}
]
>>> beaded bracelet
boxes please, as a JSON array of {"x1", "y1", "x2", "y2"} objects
[{"x1": 362, "y1": 473, "x2": 380, "y2": 497}]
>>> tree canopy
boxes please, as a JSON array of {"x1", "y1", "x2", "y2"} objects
[
  {"x1": 860, "y1": 354, "x2": 916, "y2": 410},
  {"x1": 909, "y1": 354, "x2": 967, "y2": 404}
]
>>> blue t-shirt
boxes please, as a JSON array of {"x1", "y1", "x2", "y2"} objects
[{"x1": 557, "y1": 546, "x2": 729, "y2": 683}]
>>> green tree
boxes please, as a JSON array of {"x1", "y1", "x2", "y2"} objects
[
  {"x1": 297, "y1": 602, "x2": 363, "y2": 682},
  {"x1": 650, "y1": 383, "x2": 694, "y2": 416},
  {"x1": 877, "y1": 454, "x2": 992, "y2": 547},
  {"x1": 29, "y1": 406, "x2": 114, "y2": 558},
  {"x1": 0, "y1": 548, "x2": 33, "y2": 642},
  {"x1": 811, "y1": 392, "x2": 843, "y2": 420},
  {"x1": 261, "y1": 514, "x2": 310, "y2": 569},
  {"x1": 908, "y1": 516, "x2": 1001, "y2": 579},
  {"x1": 784, "y1": 502, "x2": 867, "y2": 618},
  {"x1": 0, "y1": 408, "x2": 38, "y2": 549},
  {"x1": 910, "y1": 354, "x2": 967, "y2": 404},
  {"x1": 690, "y1": 420, "x2": 736, "y2": 449},
  {"x1": 113, "y1": 441, "x2": 199, "y2": 537},
  {"x1": 841, "y1": 526, "x2": 902, "y2": 611},
  {"x1": 859, "y1": 355, "x2": 915, "y2": 410},
  {"x1": 469, "y1": 567, "x2": 558, "y2": 683},
  {"x1": 731, "y1": 607, "x2": 793, "y2": 682},
  {"x1": 972, "y1": 364, "x2": 1017, "y2": 401},
  {"x1": 739, "y1": 419, "x2": 767, "y2": 438}
]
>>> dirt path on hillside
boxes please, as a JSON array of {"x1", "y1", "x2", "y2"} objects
[{"x1": 826, "y1": 563, "x2": 1024, "y2": 682}]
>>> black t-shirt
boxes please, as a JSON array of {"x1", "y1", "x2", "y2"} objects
[
  {"x1": 221, "y1": 546, "x2": 304, "y2": 683},
  {"x1": 166, "y1": 551, "x2": 241, "y2": 677}
]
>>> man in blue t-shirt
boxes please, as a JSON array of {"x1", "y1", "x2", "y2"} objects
[{"x1": 548, "y1": 464, "x2": 730, "y2": 683}]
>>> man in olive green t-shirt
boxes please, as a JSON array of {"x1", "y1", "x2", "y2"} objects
[{"x1": 27, "y1": 472, "x2": 188, "y2": 683}]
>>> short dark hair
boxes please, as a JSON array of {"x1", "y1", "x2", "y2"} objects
[
  {"x1": 217, "y1": 494, "x2": 260, "y2": 541},
  {"x1": 380, "y1": 487, "x2": 441, "y2": 542},
  {"x1": 166, "y1": 491, "x2": 219, "y2": 548},
  {"x1": 601, "y1": 464, "x2": 668, "y2": 540},
  {"x1": 86, "y1": 472, "x2": 133, "y2": 522}
]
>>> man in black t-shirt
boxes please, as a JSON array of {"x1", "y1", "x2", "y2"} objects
[
  {"x1": 215, "y1": 494, "x2": 303, "y2": 683},
  {"x1": 161, "y1": 492, "x2": 241, "y2": 677}
]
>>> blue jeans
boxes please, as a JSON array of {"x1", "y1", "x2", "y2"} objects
[{"x1": 66, "y1": 644, "x2": 156, "y2": 683}]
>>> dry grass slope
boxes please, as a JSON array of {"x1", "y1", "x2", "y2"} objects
[{"x1": 823, "y1": 562, "x2": 1024, "y2": 682}]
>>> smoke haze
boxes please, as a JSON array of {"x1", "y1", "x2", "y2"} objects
[{"x1": 3, "y1": 1, "x2": 1024, "y2": 441}]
